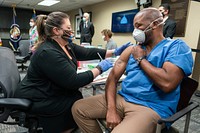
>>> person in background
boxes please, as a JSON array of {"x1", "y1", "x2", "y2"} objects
[
  {"x1": 14, "y1": 12, "x2": 131, "y2": 133},
  {"x1": 101, "y1": 29, "x2": 117, "y2": 50},
  {"x1": 79, "y1": 12, "x2": 94, "y2": 45},
  {"x1": 29, "y1": 17, "x2": 38, "y2": 51},
  {"x1": 158, "y1": 3, "x2": 176, "y2": 39},
  {"x1": 31, "y1": 14, "x2": 47, "y2": 53},
  {"x1": 72, "y1": 7, "x2": 193, "y2": 133}
]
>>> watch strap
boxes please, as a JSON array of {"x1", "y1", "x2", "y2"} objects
[{"x1": 136, "y1": 56, "x2": 146, "y2": 65}]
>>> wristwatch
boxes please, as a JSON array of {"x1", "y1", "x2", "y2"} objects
[{"x1": 136, "y1": 56, "x2": 146, "y2": 65}]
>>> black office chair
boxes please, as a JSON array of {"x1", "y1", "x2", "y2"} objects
[
  {"x1": 15, "y1": 40, "x2": 32, "y2": 71},
  {"x1": 96, "y1": 77, "x2": 199, "y2": 133},
  {"x1": 0, "y1": 47, "x2": 39, "y2": 133},
  {"x1": 156, "y1": 77, "x2": 199, "y2": 133}
]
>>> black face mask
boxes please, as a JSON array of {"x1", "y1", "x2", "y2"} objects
[
  {"x1": 161, "y1": 12, "x2": 165, "y2": 17},
  {"x1": 61, "y1": 29, "x2": 74, "y2": 43}
]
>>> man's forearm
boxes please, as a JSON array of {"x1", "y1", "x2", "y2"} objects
[{"x1": 105, "y1": 77, "x2": 118, "y2": 110}]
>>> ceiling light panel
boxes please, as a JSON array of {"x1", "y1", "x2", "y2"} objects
[{"x1": 38, "y1": 0, "x2": 60, "y2": 6}]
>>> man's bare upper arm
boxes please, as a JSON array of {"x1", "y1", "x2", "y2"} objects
[{"x1": 110, "y1": 46, "x2": 133, "y2": 80}]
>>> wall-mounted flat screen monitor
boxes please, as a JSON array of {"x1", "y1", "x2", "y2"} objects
[{"x1": 111, "y1": 9, "x2": 139, "y2": 33}]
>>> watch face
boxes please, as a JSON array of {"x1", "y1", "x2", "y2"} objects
[
  {"x1": 136, "y1": 56, "x2": 146, "y2": 64},
  {"x1": 139, "y1": 57, "x2": 143, "y2": 60}
]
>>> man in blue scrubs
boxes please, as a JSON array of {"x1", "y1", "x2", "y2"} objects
[{"x1": 72, "y1": 7, "x2": 193, "y2": 133}]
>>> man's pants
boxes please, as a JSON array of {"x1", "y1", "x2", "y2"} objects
[
  {"x1": 80, "y1": 35, "x2": 92, "y2": 45},
  {"x1": 72, "y1": 94, "x2": 160, "y2": 133}
]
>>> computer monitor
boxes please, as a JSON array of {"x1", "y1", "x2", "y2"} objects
[{"x1": 111, "y1": 9, "x2": 139, "y2": 33}]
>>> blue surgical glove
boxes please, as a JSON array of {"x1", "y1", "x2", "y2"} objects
[
  {"x1": 114, "y1": 42, "x2": 132, "y2": 56},
  {"x1": 96, "y1": 59, "x2": 113, "y2": 74}
]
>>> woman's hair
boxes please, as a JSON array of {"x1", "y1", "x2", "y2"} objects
[
  {"x1": 36, "y1": 14, "x2": 47, "y2": 43},
  {"x1": 30, "y1": 17, "x2": 37, "y2": 22},
  {"x1": 35, "y1": 12, "x2": 69, "y2": 49},
  {"x1": 101, "y1": 29, "x2": 113, "y2": 38}
]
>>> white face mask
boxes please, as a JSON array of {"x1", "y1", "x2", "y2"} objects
[
  {"x1": 132, "y1": 27, "x2": 153, "y2": 44},
  {"x1": 29, "y1": 22, "x2": 34, "y2": 27},
  {"x1": 102, "y1": 35, "x2": 105, "y2": 40},
  {"x1": 132, "y1": 29, "x2": 146, "y2": 43},
  {"x1": 83, "y1": 18, "x2": 86, "y2": 22},
  {"x1": 132, "y1": 17, "x2": 164, "y2": 43}
]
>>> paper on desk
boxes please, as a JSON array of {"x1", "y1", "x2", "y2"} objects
[
  {"x1": 93, "y1": 75, "x2": 108, "y2": 83},
  {"x1": 93, "y1": 74, "x2": 126, "y2": 83}
]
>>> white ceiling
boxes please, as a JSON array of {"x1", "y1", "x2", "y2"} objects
[{"x1": 0, "y1": 0, "x2": 106, "y2": 12}]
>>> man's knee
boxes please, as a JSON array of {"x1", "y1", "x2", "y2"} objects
[{"x1": 72, "y1": 100, "x2": 83, "y2": 118}]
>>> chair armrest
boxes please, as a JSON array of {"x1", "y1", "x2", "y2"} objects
[
  {"x1": 158, "y1": 102, "x2": 199, "y2": 124},
  {"x1": 14, "y1": 51, "x2": 20, "y2": 55},
  {"x1": 97, "y1": 119, "x2": 112, "y2": 133},
  {"x1": 16, "y1": 52, "x2": 32, "y2": 62},
  {"x1": 0, "y1": 98, "x2": 32, "y2": 110},
  {"x1": 23, "y1": 54, "x2": 31, "y2": 61}
]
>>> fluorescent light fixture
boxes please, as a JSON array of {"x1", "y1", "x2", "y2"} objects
[
  {"x1": 38, "y1": 0, "x2": 60, "y2": 6},
  {"x1": 134, "y1": 0, "x2": 147, "y2": 5}
]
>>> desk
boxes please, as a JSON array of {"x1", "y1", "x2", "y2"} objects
[
  {"x1": 77, "y1": 56, "x2": 125, "y2": 95},
  {"x1": 91, "y1": 74, "x2": 126, "y2": 95},
  {"x1": 77, "y1": 67, "x2": 126, "y2": 95}
]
